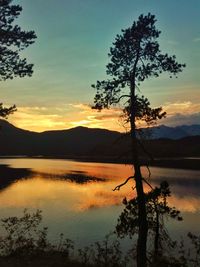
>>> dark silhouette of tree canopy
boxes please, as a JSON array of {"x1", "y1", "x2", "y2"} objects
[
  {"x1": 92, "y1": 13, "x2": 185, "y2": 267},
  {"x1": 0, "y1": 0, "x2": 36, "y2": 118},
  {"x1": 0, "y1": 102, "x2": 16, "y2": 118},
  {"x1": 116, "y1": 181, "x2": 183, "y2": 265}
]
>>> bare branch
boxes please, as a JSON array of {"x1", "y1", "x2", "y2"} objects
[
  {"x1": 135, "y1": 83, "x2": 141, "y2": 92},
  {"x1": 112, "y1": 94, "x2": 131, "y2": 104},
  {"x1": 132, "y1": 185, "x2": 136, "y2": 191},
  {"x1": 118, "y1": 94, "x2": 131, "y2": 101},
  {"x1": 146, "y1": 165, "x2": 151, "y2": 178},
  {"x1": 142, "y1": 177, "x2": 154, "y2": 190},
  {"x1": 113, "y1": 176, "x2": 135, "y2": 191}
]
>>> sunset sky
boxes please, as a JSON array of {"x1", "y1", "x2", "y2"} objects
[{"x1": 1, "y1": 0, "x2": 200, "y2": 132}]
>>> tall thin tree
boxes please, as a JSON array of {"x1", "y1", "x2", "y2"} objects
[{"x1": 92, "y1": 13, "x2": 185, "y2": 267}]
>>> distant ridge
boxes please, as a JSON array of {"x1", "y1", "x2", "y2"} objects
[
  {"x1": 1, "y1": 119, "x2": 200, "y2": 138},
  {"x1": 0, "y1": 119, "x2": 120, "y2": 157},
  {"x1": 0, "y1": 119, "x2": 200, "y2": 158},
  {"x1": 147, "y1": 124, "x2": 200, "y2": 139}
]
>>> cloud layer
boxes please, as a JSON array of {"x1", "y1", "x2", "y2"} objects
[
  {"x1": 7, "y1": 100, "x2": 200, "y2": 132},
  {"x1": 162, "y1": 101, "x2": 200, "y2": 126}
]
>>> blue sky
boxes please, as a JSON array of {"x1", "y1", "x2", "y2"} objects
[{"x1": 1, "y1": 0, "x2": 200, "y2": 131}]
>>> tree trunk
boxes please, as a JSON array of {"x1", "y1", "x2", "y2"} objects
[
  {"x1": 130, "y1": 80, "x2": 148, "y2": 267},
  {"x1": 154, "y1": 206, "x2": 160, "y2": 263}
]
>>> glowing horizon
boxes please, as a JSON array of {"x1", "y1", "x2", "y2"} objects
[
  {"x1": 5, "y1": 100, "x2": 200, "y2": 132},
  {"x1": 1, "y1": 0, "x2": 200, "y2": 132}
]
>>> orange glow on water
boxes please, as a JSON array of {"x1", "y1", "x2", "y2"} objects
[
  {"x1": 0, "y1": 159, "x2": 199, "y2": 214},
  {"x1": 0, "y1": 158, "x2": 200, "y2": 244}
]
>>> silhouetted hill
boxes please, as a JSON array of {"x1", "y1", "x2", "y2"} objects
[
  {"x1": 0, "y1": 119, "x2": 200, "y2": 159},
  {"x1": 0, "y1": 119, "x2": 120, "y2": 156}
]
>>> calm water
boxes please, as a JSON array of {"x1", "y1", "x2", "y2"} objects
[{"x1": 0, "y1": 158, "x2": 199, "y2": 248}]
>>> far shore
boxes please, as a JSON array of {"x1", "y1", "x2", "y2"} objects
[{"x1": 0, "y1": 155, "x2": 200, "y2": 170}]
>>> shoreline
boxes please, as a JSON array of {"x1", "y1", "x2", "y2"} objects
[{"x1": 0, "y1": 155, "x2": 200, "y2": 170}]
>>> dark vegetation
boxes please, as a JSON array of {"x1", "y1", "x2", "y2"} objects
[
  {"x1": 0, "y1": 209, "x2": 199, "y2": 267},
  {"x1": 0, "y1": 0, "x2": 36, "y2": 119},
  {"x1": 116, "y1": 181, "x2": 183, "y2": 266}
]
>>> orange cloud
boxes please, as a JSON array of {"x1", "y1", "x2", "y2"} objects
[
  {"x1": 68, "y1": 103, "x2": 123, "y2": 130},
  {"x1": 8, "y1": 106, "x2": 68, "y2": 132},
  {"x1": 8, "y1": 103, "x2": 124, "y2": 132},
  {"x1": 6, "y1": 100, "x2": 200, "y2": 132}
]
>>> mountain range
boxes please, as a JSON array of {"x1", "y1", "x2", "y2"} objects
[
  {"x1": 0, "y1": 119, "x2": 200, "y2": 159},
  {"x1": 148, "y1": 124, "x2": 200, "y2": 139}
]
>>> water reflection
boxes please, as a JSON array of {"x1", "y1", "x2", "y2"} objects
[
  {"x1": 38, "y1": 171, "x2": 107, "y2": 184},
  {"x1": 0, "y1": 158, "x2": 199, "y2": 245},
  {"x1": 0, "y1": 164, "x2": 33, "y2": 191},
  {"x1": 0, "y1": 171, "x2": 129, "y2": 211},
  {"x1": 0, "y1": 159, "x2": 200, "y2": 213}
]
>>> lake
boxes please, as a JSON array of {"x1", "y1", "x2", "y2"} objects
[{"x1": 0, "y1": 158, "x2": 199, "y2": 249}]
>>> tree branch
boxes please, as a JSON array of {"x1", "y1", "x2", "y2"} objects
[
  {"x1": 112, "y1": 94, "x2": 130, "y2": 104},
  {"x1": 132, "y1": 185, "x2": 136, "y2": 191},
  {"x1": 142, "y1": 177, "x2": 154, "y2": 190},
  {"x1": 146, "y1": 165, "x2": 151, "y2": 178},
  {"x1": 113, "y1": 176, "x2": 135, "y2": 191}
]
